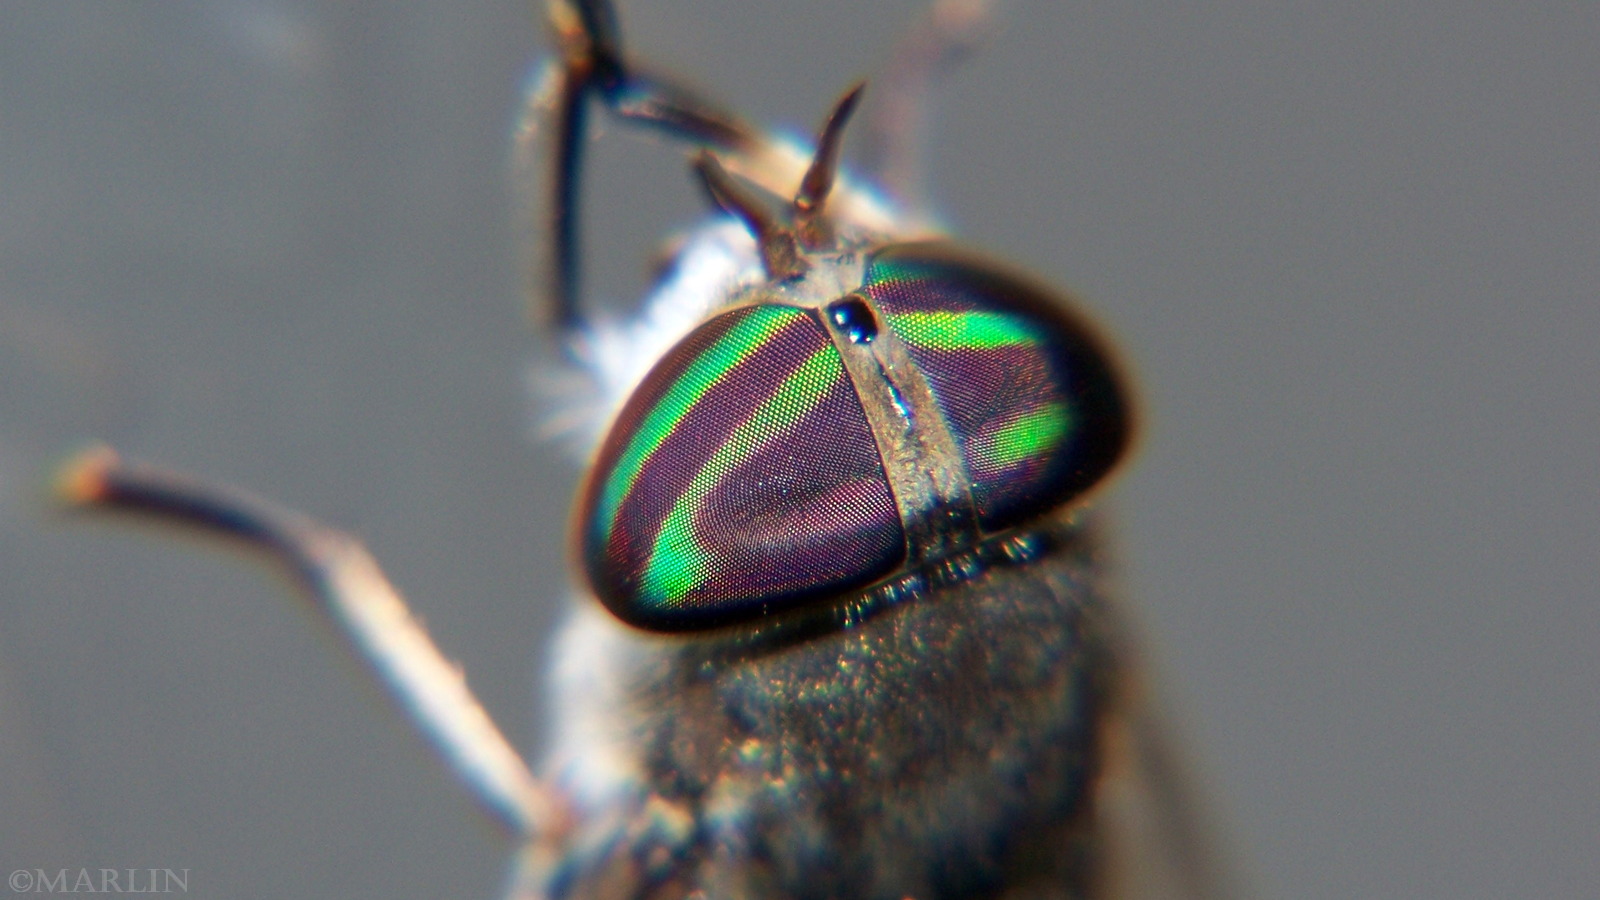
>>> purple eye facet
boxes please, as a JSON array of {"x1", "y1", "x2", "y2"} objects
[
  {"x1": 579, "y1": 245, "x2": 1130, "y2": 632},
  {"x1": 863, "y1": 244, "x2": 1131, "y2": 534},
  {"x1": 579, "y1": 304, "x2": 905, "y2": 631}
]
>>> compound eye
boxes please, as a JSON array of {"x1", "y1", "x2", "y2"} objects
[
  {"x1": 863, "y1": 244, "x2": 1132, "y2": 533},
  {"x1": 577, "y1": 304, "x2": 905, "y2": 631}
]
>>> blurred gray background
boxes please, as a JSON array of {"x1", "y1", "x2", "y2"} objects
[{"x1": 1, "y1": 2, "x2": 1595, "y2": 898}]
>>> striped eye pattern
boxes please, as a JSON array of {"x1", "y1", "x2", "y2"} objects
[
  {"x1": 862, "y1": 245, "x2": 1130, "y2": 534},
  {"x1": 578, "y1": 244, "x2": 1130, "y2": 632},
  {"x1": 579, "y1": 304, "x2": 905, "y2": 630}
]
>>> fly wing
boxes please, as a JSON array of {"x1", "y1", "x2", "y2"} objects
[{"x1": 1093, "y1": 663, "x2": 1244, "y2": 900}]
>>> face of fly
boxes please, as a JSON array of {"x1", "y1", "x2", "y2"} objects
[{"x1": 504, "y1": 2, "x2": 1160, "y2": 896}]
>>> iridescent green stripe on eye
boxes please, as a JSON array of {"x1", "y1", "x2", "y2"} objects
[
  {"x1": 885, "y1": 310, "x2": 1043, "y2": 351},
  {"x1": 640, "y1": 345, "x2": 844, "y2": 604},
  {"x1": 593, "y1": 306, "x2": 798, "y2": 545},
  {"x1": 971, "y1": 403, "x2": 1073, "y2": 471}
]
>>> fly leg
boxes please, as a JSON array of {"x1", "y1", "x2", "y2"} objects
[
  {"x1": 516, "y1": 0, "x2": 758, "y2": 349},
  {"x1": 515, "y1": 0, "x2": 898, "y2": 352},
  {"x1": 858, "y1": 0, "x2": 997, "y2": 228},
  {"x1": 55, "y1": 447, "x2": 563, "y2": 845}
]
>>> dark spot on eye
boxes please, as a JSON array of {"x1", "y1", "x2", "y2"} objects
[{"x1": 827, "y1": 295, "x2": 877, "y2": 344}]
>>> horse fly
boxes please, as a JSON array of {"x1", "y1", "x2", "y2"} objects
[{"x1": 58, "y1": 1, "x2": 1232, "y2": 897}]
